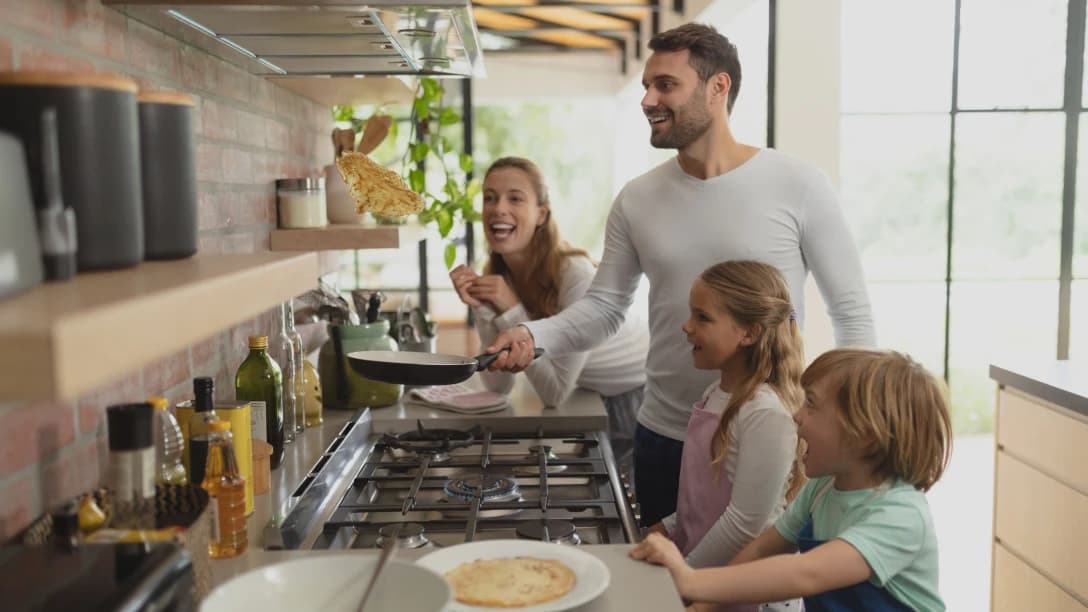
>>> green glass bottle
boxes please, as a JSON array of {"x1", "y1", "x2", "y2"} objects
[{"x1": 235, "y1": 335, "x2": 284, "y2": 469}]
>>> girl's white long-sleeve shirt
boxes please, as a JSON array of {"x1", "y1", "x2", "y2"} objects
[
  {"x1": 474, "y1": 255, "x2": 649, "y2": 405},
  {"x1": 661, "y1": 383, "x2": 798, "y2": 568}
]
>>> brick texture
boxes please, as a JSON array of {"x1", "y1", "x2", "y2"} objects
[{"x1": 0, "y1": 0, "x2": 333, "y2": 541}]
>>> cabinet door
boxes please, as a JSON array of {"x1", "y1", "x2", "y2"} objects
[
  {"x1": 992, "y1": 544, "x2": 1086, "y2": 612},
  {"x1": 997, "y1": 389, "x2": 1088, "y2": 495},
  {"x1": 994, "y1": 452, "x2": 1088, "y2": 601}
]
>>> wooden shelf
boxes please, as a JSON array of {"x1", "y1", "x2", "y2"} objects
[
  {"x1": 0, "y1": 253, "x2": 319, "y2": 401},
  {"x1": 269, "y1": 223, "x2": 425, "y2": 251}
]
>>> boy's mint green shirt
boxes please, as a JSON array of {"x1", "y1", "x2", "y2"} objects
[{"x1": 774, "y1": 476, "x2": 944, "y2": 612}]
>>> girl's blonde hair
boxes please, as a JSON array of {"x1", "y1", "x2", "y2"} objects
[
  {"x1": 698, "y1": 260, "x2": 806, "y2": 501},
  {"x1": 483, "y1": 157, "x2": 590, "y2": 318},
  {"x1": 801, "y1": 348, "x2": 953, "y2": 492}
]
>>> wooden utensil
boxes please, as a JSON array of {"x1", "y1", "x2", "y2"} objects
[
  {"x1": 339, "y1": 128, "x2": 356, "y2": 157},
  {"x1": 357, "y1": 114, "x2": 391, "y2": 155}
]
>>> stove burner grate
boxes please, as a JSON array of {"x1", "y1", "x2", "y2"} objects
[
  {"x1": 443, "y1": 475, "x2": 520, "y2": 503},
  {"x1": 516, "y1": 520, "x2": 582, "y2": 545},
  {"x1": 381, "y1": 421, "x2": 481, "y2": 462}
]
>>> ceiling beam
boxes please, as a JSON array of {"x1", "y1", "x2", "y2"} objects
[{"x1": 474, "y1": 2, "x2": 659, "y2": 13}]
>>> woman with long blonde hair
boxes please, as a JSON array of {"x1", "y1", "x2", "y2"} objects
[
  {"x1": 449, "y1": 157, "x2": 649, "y2": 478},
  {"x1": 646, "y1": 260, "x2": 805, "y2": 611}
]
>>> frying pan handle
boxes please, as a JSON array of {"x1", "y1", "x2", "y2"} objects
[{"x1": 474, "y1": 348, "x2": 545, "y2": 371}]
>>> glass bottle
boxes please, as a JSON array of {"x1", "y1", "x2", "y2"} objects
[
  {"x1": 202, "y1": 420, "x2": 248, "y2": 559},
  {"x1": 187, "y1": 377, "x2": 219, "y2": 486},
  {"x1": 302, "y1": 358, "x2": 323, "y2": 427},
  {"x1": 235, "y1": 335, "x2": 285, "y2": 469},
  {"x1": 149, "y1": 396, "x2": 187, "y2": 485},
  {"x1": 272, "y1": 303, "x2": 297, "y2": 444},
  {"x1": 285, "y1": 300, "x2": 306, "y2": 434}
]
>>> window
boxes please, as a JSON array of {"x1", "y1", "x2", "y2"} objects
[{"x1": 841, "y1": 0, "x2": 1082, "y2": 437}]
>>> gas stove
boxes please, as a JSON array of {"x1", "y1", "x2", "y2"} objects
[{"x1": 269, "y1": 410, "x2": 639, "y2": 550}]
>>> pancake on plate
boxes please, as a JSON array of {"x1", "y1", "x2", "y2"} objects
[{"x1": 445, "y1": 556, "x2": 576, "y2": 608}]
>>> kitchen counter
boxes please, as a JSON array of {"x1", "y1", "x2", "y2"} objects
[
  {"x1": 244, "y1": 409, "x2": 358, "y2": 549},
  {"x1": 370, "y1": 373, "x2": 608, "y2": 434},
  {"x1": 989, "y1": 361, "x2": 1087, "y2": 417},
  {"x1": 208, "y1": 544, "x2": 685, "y2": 611}
]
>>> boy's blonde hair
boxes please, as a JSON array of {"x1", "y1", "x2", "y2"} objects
[
  {"x1": 802, "y1": 348, "x2": 952, "y2": 492},
  {"x1": 698, "y1": 260, "x2": 806, "y2": 501}
]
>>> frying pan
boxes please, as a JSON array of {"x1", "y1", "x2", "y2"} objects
[{"x1": 347, "y1": 348, "x2": 544, "y2": 386}]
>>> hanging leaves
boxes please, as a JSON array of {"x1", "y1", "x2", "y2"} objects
[{"x1": 401, "y1": 77, "x2": 478, "y2": 270}]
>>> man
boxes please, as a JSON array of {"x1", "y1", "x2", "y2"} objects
[{"x1": 486, "y1": 23, "x2": 875, "y2": 526}]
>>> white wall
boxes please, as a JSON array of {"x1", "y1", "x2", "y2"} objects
[{"x1": 774, "y1": 0, "x2": 842, "y2": 361}]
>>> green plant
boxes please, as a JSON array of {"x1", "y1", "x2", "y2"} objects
[{"x1": 405, "y1": 77, "x2": 481, "y2": 268}]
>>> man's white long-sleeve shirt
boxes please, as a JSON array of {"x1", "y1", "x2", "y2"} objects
[{"x1": 524, "y1": 150, "x2": 875, "y2": 440}]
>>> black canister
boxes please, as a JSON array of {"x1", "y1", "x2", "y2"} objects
[
  {"x1": 138, "y1": 90, "x2": 197, "y2": 260},
  {"x1": 0, "y1": 71, "x2": 144, "y2": 271}
]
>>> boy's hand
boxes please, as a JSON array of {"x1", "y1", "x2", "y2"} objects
[{"x1": 630, "y1": 532, "x2": 686, "y2": 571}]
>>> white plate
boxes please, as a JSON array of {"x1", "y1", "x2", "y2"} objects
[
  {"x1": 415, "y1": 539, "x2": 611, "y2": 612},
  {"x1": 200, "y1": 555, "x2": 451, "y2": 612}
]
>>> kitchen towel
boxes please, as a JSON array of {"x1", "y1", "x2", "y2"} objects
[{"x1": 406, "y1": 384, "x2": 509, "y2": 414}]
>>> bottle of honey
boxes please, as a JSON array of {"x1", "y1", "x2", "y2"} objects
[{"x1": 202, "y1": 420, "x2": 248, "y2": 558}]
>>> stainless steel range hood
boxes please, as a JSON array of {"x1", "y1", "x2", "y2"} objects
[{"x1": 104, "y1": 1, "x2": 484, "y2": 78}]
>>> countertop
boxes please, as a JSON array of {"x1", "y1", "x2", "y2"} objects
[
  {"x1": 208, "y1": 545, "x2": 685, "y2": 612},
  {"x1": 370, "y1": 374, "x2": 608, "y2": 434},
  {"x1": 990, "y1": 361, "x2": 1088, "y2": 417}
]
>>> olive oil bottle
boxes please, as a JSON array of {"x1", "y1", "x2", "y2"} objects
[
  {"x1": 201, "y1": 420, "x2": 247, "y2": 558},
  {"x1": 235, "y1": 335, "x2": 284, "y2": 469}
]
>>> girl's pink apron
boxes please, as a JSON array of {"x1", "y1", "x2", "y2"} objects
[{"x1": 671, "y1": 393, "x2": 760, "y2": 612}]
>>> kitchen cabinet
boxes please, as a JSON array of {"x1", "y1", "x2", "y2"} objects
[
  {"x1": 269, "y1": 222, "x2": 424, "y2": 251},
  {"x1": 0, "y1": 253, "x2": 318, "y2": 402},
  {"x1": 990, "y1": 363, "x2": 1088, "y2": 611}
]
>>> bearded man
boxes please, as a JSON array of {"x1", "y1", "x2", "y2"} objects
[{"x1": 486, "y1": 23, "x2": 876, "y2": 527}]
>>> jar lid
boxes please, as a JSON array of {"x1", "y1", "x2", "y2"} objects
[
  {"x1": 138, "y1": 89, "x2": 195, "y2": 106},
  {"x1": 106, "y1": 403, "x2": 154, "y2": 451},
  {"x1": 276, "y1": 177, "x2": 324, "y2": 191},
  {"x1": 0, "y1": 70, "x2": 138, "y2": 93}
]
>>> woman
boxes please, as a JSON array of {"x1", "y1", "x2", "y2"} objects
[{"x1": 450, "y1": 157, "x2": 649, "y2": 481}]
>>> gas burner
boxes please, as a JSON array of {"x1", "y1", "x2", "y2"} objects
[
  {"x1": 516, "y1": 520, "x2": 582, "y2": 545},
  {"x1": 444, "y1": 475, "x2": 520, "y2": 503},
  {"x1": 381, "y1": 422, "x2": 480, "y2": 463},
  {"x1": 376, "y1": 522, "x2": 431, "y2": 549},
  {"x1": 513, "y1": 444, "x2": 567, "y2": 475}
]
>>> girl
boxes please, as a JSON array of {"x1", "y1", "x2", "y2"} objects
[
  {"x1": 449, "y1": 157, "x2": 649, "y2": 478},
  {"x1": 652, "y1": 260, "x2": 804, "y2": 611},
  {"x1": 632, "y1": 348, "x2": 952, "y2": 612}
]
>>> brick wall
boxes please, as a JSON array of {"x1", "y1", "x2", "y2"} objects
[{"x1": 0, "y1": 0, "x2": 334, "y2": 540}]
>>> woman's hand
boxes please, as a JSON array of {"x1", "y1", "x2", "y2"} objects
[
  {"x1": 449, "y1": 264, "x2": 482, "y2": 307},
  {"x1": 467, "y1": 274, "x2": 520, "y2": 313}
]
